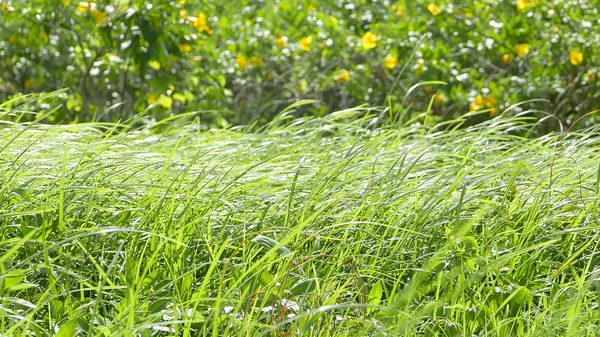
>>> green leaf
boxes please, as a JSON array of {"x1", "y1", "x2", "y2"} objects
[
  {"x1": 368, "y1": 281, "x2": 382, "y2": 308},
  {"x1": 149, "y1": 299, "x2": 169, "y2": 314},
  {"x1": 251, "y1": 235, "x2": 292, "y2": 256},
  {"x1": 2, "y1": 269, "x2": 24, "y2": 290},
  {"x1": 56, "y1": 319, "x2": 78, "y2": 337},
  {"x1": 289, "y1": 278, "x2": 317, "y2": 297},
  {"x1": 258, "y1": 270, "x2": 274, "y2": 289}
]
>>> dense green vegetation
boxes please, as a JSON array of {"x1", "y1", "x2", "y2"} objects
[
  {"x1": 2, "y1": 0, "x2": 600, "y2": 335},
  {"x1": 1, "y1": 106, "x2": 600, "y2": 336},
  {"x1": 1, "y1": 0, "x2": 599, "y2": 126}
]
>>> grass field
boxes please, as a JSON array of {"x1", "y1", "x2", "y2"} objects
[{"x1": 1, "y1": 109, "x2": 600, "y2": 336}]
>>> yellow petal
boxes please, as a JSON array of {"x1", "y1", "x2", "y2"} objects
[
  {"x1": 396, "y1": 5, "x2": 406, "y2": 17},
  {"x1": 434, "y1": 92, "x2": 446, "y2": 104},
  {"x1": 474, "y1": 94, "x2": 485, "y2": 106},
  {"x1": 236, "y1": 55, "x2": 249, "y2": 70},
  {"x1": 362, "y1": 31, "x2": 377, "y2": 50},
  {"x1": 2, "y1": 2, "x2": 15, "y2": 11},
  {"x1": 299, "y1": 36, "x2": 312, "y2": 51},
  {"x1": 180, "y1": 44, "x2": 192, "y2": 53},
  {"x1": 569, "y1": 50, "x2": 583, "y2": 66},
  {"x1": 91, "y1": 9, "x2": 107, "y2": 25},
  {"x1": 172, "y1": 93, "x2": 186, "y2": 103},
  {"x1": 275, "y1": 36, "x2": 287, "y2": 47},
  {"x1": 484, "y1": 94, "x2": 496, "y2": 108},
  {"x1": 469, "y1": 102, "x2": 479, "y2": 112},
  {"x1": 415, "y1": 59, "x2": 425, "y2": 74},
  {"x1": 190, "y1": 13, "x2": 207, "y2": 31},
  {"x1": 427, "y1": 3, "x2": 442, "y2": 16},
  {"x1": 77, "y1": 2, "x2": 90, "y2": 10},
  {"x1": 148, "y1": 60, "x2": 161, "y2": 70},
  {"x1": 157, "y1": 95, "x2": 173, "y2": 109},
  {"x1": 251, "y1": 56, "x2": 263, "y2": 66},
  {"x1": 334, "y1": 69, "x2": 351, "y2": 83},
  {"x1": 384, "y1": 54, "x2": 398, "y2": 69},
  {"x1": 147, "y1": 93, "x2": 159, "y2": 104},
  {"x1": 516, "y1": 43, "x2": 529, "y2": 57},
  {"x1": 298, "y1": 79, "x2": 308, "y2": 93},
  {"x1": 517, "y1": 0, "x2": 535, "y2": 11},
  {"x1": 502, "y1": 54, "x2": 510, "y2": 64}
]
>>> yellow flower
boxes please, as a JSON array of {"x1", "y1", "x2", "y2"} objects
[
  {"x1": 470, "y1": 94, "x2": 496, "y2": 114},
  {"x1": 469, "y1": 94, "x2": 485, "y2": 112},
  {"x1": 502, "y1": 54, "x2": 511, "y2": 64},
  {"x1": 395, "y1": 5, "x2": 406, "y2": 17},
  {"x1": 384, "y1": 54, "x2": 399, "y2": 69},
  {"x1": 148, "y1": 60, "x2": 161, "y2": 70},
  {"x1": 275, "y1": 36, "x2": 287, "y2": 47},
  {"x1": 299, "y1": 36, "x2": 312, "y2": 51},
  {"x1": 517, "y1": 0, "x2": 534, "y2": 11},
  {"x1": 588, "y1": 70, "x2": 595, "y2": 81},
  {"x1": 91, "y1": 9, "x2": 107, "y2": 25},
  {"x1": 569, "y1": 50, "x2": 583, "y2": 65},
  {"x1": 308, "y1": 4, "x2": 316, "y2": 11},
  {"x1": 2, "y1": 2, "x2": 14, "y2": 11},
  {"x1": 298, "y1": 79, "x2": 308, "y2": 93},
  {"x1": 484, "y1": 94, "x2": 496, "y2": 108},
  {"x1": 157, "y1": 95, "x2": 173, "y2": 109},
  {"x1": 41, "y1": 32, "x2": 49, "y2": 43},
  {"x1": 434, "y1": 92, "x2": 447, "y2": 104},
  {"x1": 77, "y1": 1, "x2": 91, "y2": 10},
  {"x1": 203, "y1": 26, "x2": 212, "y2": 35},
  {"x1": 9, "y1": 35, "x2": 17, "y2": 44},
  {"x1": 251, "y1": 56, "x2": 263, "y2": 66},
  {"x1": 415, "y1": 59, "x2": 425, "y2": 74},
  {"x1": 179, "y1": 9, "x2": 188, "y2": 19},
  {"x1": 172, "y1": 93, "x2": 186, "y2": 103},
  {"x1": 190, "y1": 13, "x2": 207, "y2": 31},
  {"x1": 334, "y1": 69, "x2": 351, "y2": 83},
  {"x1": 362, "y1": 31, "x2": 377, "y2": 50},
  {"x1": 516, "y1": 43, "x2": 529, "y2": 57},
  {"x1": 330, "y1": 16, "x2": 338, "y2": 25},
  {"x1": 427, "y1": 3, "x2": 442, "y2": 16},
  {"x1": 180, "y1": 44, "x2": 192, "y2": 52},
  {"x1": 236, "y1": 55, "x2": 249, "y2": 70},
  {"x1": 61, "y1": 0, "x2": 69, "y2": 5},
  {"x1": 24, "y1": 79, "x2": 36, "y2": 90}
]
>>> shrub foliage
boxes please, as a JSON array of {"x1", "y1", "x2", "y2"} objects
[{"x1": 0, "y1": 0, "x2": 598, "y2": 125}]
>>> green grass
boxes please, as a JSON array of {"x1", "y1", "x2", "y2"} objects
[{"x1": 1, "y1": 110, "x2": 600, "y2": 336}]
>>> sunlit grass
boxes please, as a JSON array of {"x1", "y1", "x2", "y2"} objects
[{"x1": 1, "y1": 109, "x2": 599, "y2": 336}]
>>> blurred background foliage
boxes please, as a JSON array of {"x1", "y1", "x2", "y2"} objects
[{"x1": 0, "y1": 0, "x2": 598, "y2": 128}]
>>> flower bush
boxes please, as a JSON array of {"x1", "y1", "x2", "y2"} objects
[{"x1": 0, "y1": 0, "x2": 598, "y2": 127}]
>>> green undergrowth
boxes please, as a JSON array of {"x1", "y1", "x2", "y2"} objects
[{"x1": 1, "y1": 110, "x2": 600, "y2": 336}]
